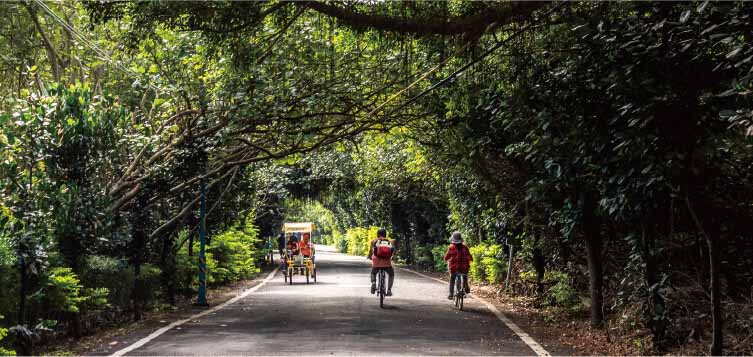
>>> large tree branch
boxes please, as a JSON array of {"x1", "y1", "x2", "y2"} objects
[{"x1": 296, "y1": 1, "x2": 547, "y2": 36}]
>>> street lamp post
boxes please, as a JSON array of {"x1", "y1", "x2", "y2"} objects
[{"x1": 196, "y1": 160, "x2": 209, "y2": 306}]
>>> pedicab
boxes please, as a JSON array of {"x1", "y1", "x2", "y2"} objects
[{"x1": 281, "y1": 222, "x2": 317, "y2": 285}]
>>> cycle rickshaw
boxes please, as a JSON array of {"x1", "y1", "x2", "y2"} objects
[{"x1": 282, "y1": 222, "x2": 317, "y2": 285}]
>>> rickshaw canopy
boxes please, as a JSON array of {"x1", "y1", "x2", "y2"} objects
[{"x1": 283, "y1": 222, "x2": 315, "y2": 234}]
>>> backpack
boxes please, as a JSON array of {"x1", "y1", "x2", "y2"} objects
[{"x1": 374, "y1": 239, "x2": 393, "y2": 259}]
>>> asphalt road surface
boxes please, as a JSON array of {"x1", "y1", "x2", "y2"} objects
[{"x1": 119, "y1": 246, "x2": 540, "y2": 355}]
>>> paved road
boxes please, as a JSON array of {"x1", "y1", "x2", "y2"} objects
[{"x1": 121, "y1": 246, "x2": 538, "y2": 355}]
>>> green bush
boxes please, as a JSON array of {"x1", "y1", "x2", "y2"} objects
[
  {"x1": 0, "y1": 233, "x2": 18, "y2": 327},
  {"x1": 207, "y1": 226, "x2": 260, "y2": 285},
  {"x1": 336, "y1": 238, "x2": 348, "y2": 253},
  {"x1": 431, "y1": 245, "x2": 448, "y2": 272},
  {"x1": 546, "y1": 270, "x2": 579, "y2": 310},
  {"x1": 82, "y1": 255, "x2": 133, "y2": 310},
  {"x1": 33, "y1": 267, "x2": 87, "y2": 313},
  {"x1": 0, "y1": 315, "x2": 15, "y2": 356},
  {"x1": 481, "y1": 244, "x2": 506, "y2": 284},
  {"x1": 138, "y1": 264, "x2": 163, "y2": 309},
  {"x1": 177, "y1": 220, "x2": 261, "y2": 289},
  {"x1": 345, "y1": 227, "x2": 381, "y2": 256},
  {"x1": 469, "y1": 245, "x2": 486, "y2": 282},
  {"x1": 414, "y1": 245, "x2": 433, "y2": 269}
]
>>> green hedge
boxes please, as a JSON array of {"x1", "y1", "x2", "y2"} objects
[
  {"x1": 468, "y1": 243, "x2": 507, "y2": 284},
  {"x1": 177, "y1": 221, "x2": 261, "y2": 288},
  {"x1": 345, "y1": 226, "x2": 380, "y2": 256},
  {"x1": 431, "y1": 245, "x2": 448, "y2": 272}
]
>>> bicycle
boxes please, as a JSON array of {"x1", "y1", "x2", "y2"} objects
[
  {"x1": 375, "y1": 268, "x2": 387, "y2": 308},
  {"x1": 453, "y1": 272, "x2": 467, "y2": 310}
]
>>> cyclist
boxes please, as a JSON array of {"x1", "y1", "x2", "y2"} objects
[
  {"x1": 300, "y1": 232, "x2": 315, "y2": 261},
  {"x1": 443, "y1": 231, "x2": 472, "y2": 299},
  {"x1": 367, "y1": 228, "x2": 395, "y2": 296}
]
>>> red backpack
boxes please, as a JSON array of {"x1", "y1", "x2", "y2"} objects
[{"x1": 374, "y1": 239, "x2": 393, "y2": 259}]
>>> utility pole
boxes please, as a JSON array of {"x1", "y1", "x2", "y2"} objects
[{"x1": 196, "y1": 159, "x2": 209, "y2": 306}]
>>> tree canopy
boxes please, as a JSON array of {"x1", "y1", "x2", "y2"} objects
[{"x1": 1, "y1": 1, "x2": 752, "y2": 355}]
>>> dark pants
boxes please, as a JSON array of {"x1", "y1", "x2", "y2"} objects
[
  {"x1": 449, "y1": 272, "x2": 470, "y2": 295},
  {"x1": 371, "y1": 267, "x2": 394, "y2": 291}
]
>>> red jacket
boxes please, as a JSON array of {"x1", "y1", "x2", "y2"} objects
[{"x1": 444, "y1": 243, "x2": 472, "y2": 273}]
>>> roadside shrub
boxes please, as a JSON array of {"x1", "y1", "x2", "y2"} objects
[
  {"x1": 32, "y1": 267, "x2": 87, "y2": 314},
  {"x1": 336, "y1": 238, "x2": 348, "y2": 253},
  {"x1": 139, "y1": 264, "x2": 162, "y2": 309},
  {"x1": 469, "y1": 245, "x2": 486, "y2": 282},
  {"x1": 481, "y1": 244, "x2": 506, "y2": 284},
  {"x1": 345, "y1": 227, "x2": 380, "y2": 256},
  {"x1": 414, "y1": 245, "x2": 433, "y2": 269},
  {"x1": 0, "y1": 234, "x2": 17, "y2": 327},
  {"x1": 176, "y1": 221, "x2": 262, "y2": 289},
  {"x1": 0, "y1": 314, "x2": 14, "y2": 356},
  {"x1": 207, "y1": 225, "x2": 260, "y2": 285},
  {"x1": 546, "y1": 270, "x2": 579, "y2": 310},
  {"x1": 431, "y1": 245, "x2": 447, "y2": 272},
  {"x1": 81, "y1": 255, "x2": 132, "y2": 310}
]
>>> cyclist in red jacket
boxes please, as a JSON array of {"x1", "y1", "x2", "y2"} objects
[{"x1": 443, "y1": 231, "x2": 472, "y2": 299}]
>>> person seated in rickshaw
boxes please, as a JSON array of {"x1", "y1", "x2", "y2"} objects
[
  {"x1": 286, "y1": 235, "x2": 300, "y2": 256},
  {"x1": 300, "y1": 233, "x2": 315, "y2": 262}
]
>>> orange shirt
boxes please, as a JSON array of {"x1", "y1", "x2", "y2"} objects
[{"x1": 300, "y1": 239, "x2": 313, "y2": 256}]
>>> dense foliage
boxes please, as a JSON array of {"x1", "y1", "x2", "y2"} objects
[{"x1": 1, "y1": 1, "x2": 751, "y2": 355}]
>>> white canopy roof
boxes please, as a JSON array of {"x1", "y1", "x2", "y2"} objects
[{"x1": 283, "y1": 222, "x2": 315, "y2": 233}]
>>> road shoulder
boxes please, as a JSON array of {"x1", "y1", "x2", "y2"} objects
[
  {"x1": 75, "y1": 268, "x2": 276, "y2": 356},
  {"x1": 398, "y1": 266, "x2": 574, "y2": 356}
]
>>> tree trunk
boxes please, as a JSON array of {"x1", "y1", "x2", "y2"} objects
[
  {"x1": 160, "y1": 234, "x2": 177, "y2": 306},
  {"x1": 532, "y1": 247, "x2": 546, "y2": 295},
  {"x1": 686, "y1": 197, "x2": 723, "y2": 355},
  {"x1": 18, "y1": 257, "x2": 27, "y2": 325},
  {"x1": 706, "y1": 233, "x2": 722, "y2": 355},
  {"x1": 641, "y1": 224, "x2": 666, "y2": 351},
  {"x1": 582, "y1": 193, "x2": 604, "y2": 328},
  {"x1": 584, "y1": 231, "x2": 604, "y2": 327}
]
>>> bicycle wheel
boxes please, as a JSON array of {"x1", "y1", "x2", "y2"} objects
[
  {"x1": 305, "y1": 267, "x2": 310, "y2": 284},
  {"x1": 379, "y1": 271, "x2": 385, "y2": 308},
  {"x1": 288, "y1": 267, "x2": 293, "y2": 285},
  {"x1": 455, "y1": 274, "x2": 464, "y2": 310}
]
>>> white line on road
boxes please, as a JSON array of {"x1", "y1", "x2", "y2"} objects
[
  {"x1": 398, "y1": 267, "x2": 552, "y2": 357},
  {"x1": 110, "y1": 268, "x2": 278, "y2": 356}
]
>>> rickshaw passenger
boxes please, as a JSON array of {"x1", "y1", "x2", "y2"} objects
[{"x1": 286, "y1": 235, "x2": 300, "y2": 255}]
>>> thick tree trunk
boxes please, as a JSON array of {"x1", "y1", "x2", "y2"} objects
[
  {"x1": 583, "y1": 230, "x2": 604, "y2": 327},
  {"x1": 641, "y1": 225, "x2": 666, "y2": 351},
  {"x1": 160, "y1": 234, "x2": 177, "y2": 306},
  {"x1": 582, "y1": 194, "x2": 604, "y2": 328}
]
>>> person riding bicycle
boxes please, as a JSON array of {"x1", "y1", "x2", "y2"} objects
[
  {"x1": 443, "y1": 231, "x2": 472, "y2": 299},
  {"x1": 300, "y1": 232, "x2": 315, "y2": 261},
  {"x1": 367, "y1": 229, "x2": 395, "y2": 296}
]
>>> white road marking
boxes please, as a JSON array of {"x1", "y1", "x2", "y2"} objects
[
  {"x1": 398, "y1": 267, "x2": 552, "y2": 357},
  {"x1": 110, "y1": 269, "x2": 278, "y2": 356}
]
